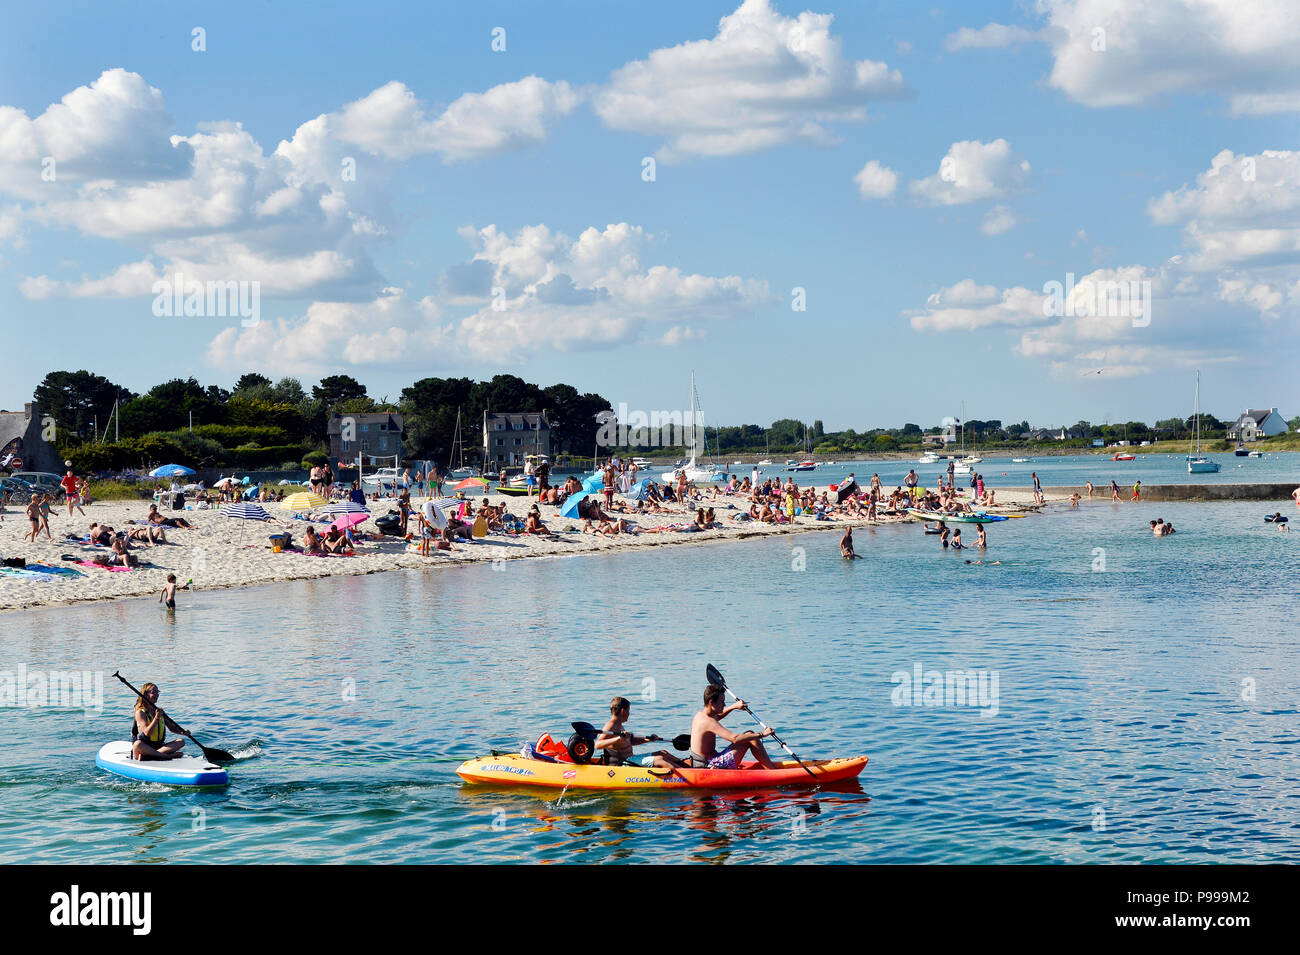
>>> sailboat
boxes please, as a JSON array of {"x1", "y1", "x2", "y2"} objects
[
  {"x1": 1187, "y1": 371, "x2": 1220, "y2": 474},
  {"x1": 785, "y1": 422, "x2": 816, "y2": 470},
  {"x1": 660, "y1": 373, "x2": 727, "y2": 483},
  {"x1": 951, "y1": 416, "x2": 971, "y2": 473},
  {"x1": 961, "y1": 425, "x2": 982, "y2": 465},
  {"x1": 448, "y1": 407, "x2": 476, "y2": 477}
]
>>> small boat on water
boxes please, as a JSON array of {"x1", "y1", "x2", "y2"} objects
[
  {"x1": 1234, "y1": 444, "x2": 1250, "y2": 457},
  {"x1": 1186, "y1": 371, "x2": 1220, "y2": 474},
  {"x1": 1011, "y1": 457, "x2": 1030, "y2": 463},
  {"x1": 1111, "y1": 452, "x2": 1136, "y2": 462},
  {"x1": 906, "y1": 507, "x2": 1008, "y2": 524},
  {"x1": 447, "y1": 407, "x2": 475, "y2": 477},
  {"x1": 457, "y1": 753, "x2": 867, "y2": 791},
  {"x1": 918, "y1": 452, "x2": 940, "y2": 465},
  {"x1": 756, "y1": 459, "x2": 772, "y2": 466},
  {"x1": 362, "y1": 466, "x2": 403, "y2": 489},
  {"x1": 786, "y1": 460, "x2": 816, "y2": 471},
  {"x1": 1247, "y1": 450, "x2": 1263, "y2": 458}
]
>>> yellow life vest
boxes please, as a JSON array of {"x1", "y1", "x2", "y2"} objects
[{"x1": 138, "y1": 707, "x2": 165, "y2": 743}]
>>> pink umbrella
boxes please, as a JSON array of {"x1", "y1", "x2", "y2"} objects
[{"x1": 327, "y1": 512, "x2": 369, "y2": 533}]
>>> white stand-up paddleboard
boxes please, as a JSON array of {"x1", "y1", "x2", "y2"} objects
[{"x1": 96, "y1": 741, "x2": 229, "y2": 787}]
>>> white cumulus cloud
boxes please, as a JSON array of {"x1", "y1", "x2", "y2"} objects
[
  {"x1": 592, "y1": 0, "x2": 908, "y2": 162},
  {"x1": 854, "y1": 160, "x2": 899, "y2": 199},
  {"x1": 951, "y1": 2, "x2": 1300, "y2": 115},
  {"x1": 909, "y1": 139, "x2": 1031, "y2": 205}
]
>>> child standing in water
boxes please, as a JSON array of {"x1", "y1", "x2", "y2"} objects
[{"x1": 158, "y1": 573, "x2": 189, "y2": 609}]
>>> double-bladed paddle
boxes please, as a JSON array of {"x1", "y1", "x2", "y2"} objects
[
  {"x1": 113, "y1": 671, "x2": 235, "y2": 764},
  {"x1": 571, "y1": 721, "x2": 690, "y2": 752},
  {"x1": 706, "y1": 663, "x2": 820, "y2": 783}
]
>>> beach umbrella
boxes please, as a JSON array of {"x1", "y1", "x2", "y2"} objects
[
  {"x1": 581, "y1": 471, "x2": 605, "y2": 492},
  {"x1": 454, "y1": 477, "x2": 488, "y2": 492},
  {"x1": 327, "y1": 512, "x2": 369, "y2": 533},
  {"x1": 281, "y1": 491, "x2": 327, "y2": 510},
  {"x1": 560, "y1": 490, "x2": 593, "y2": 520},
  {"x1": 220, "y1": 502, "x2": 271, "y2": 521},
  {"x1": 221, "y1": 500, "x2": 273, "y2": 545},
  {"x1": 627, "y1": 479, "x2": 652, "y2": 501},
  {"x1": 180, "y1": 483, "x2": 203, "y2": 493},
  {"x1": 149, "y1": 464, "x2": 196, "y2": 478},
  {"x1": 429, "y1": 497, "x2": 461, "y2": 529},
  {"x1": 321, "y1": 501, "x2": 370, "y2": 516}
]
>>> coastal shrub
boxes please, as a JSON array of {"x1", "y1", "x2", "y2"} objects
[
  {"x1": 302, "y1": 450, "x2": 329, "y2": 468},
  {"x1": 84, "y1": 479, "x2": 153, "y2": 500},
  {"x1": 192, "y1": 424, "x2": 289, "y2": 446},
  {"x1": 229, "y1": 443, "x2": 311, "y2": 467}
]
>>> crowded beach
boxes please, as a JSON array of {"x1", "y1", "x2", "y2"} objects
[{"x1": 0, "y1": 458, "x2": 1052, "y2": 611}]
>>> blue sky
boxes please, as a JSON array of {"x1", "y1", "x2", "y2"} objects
[{"x1": 1, "y1": 0, "x2": 1297, "y2": 431}]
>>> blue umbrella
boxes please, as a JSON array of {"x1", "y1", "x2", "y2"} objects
[
  {"x1": 627, "y1": 479, "x2": 652, "y2": 501},
  {"x1": 560, "y1": 491, "x2": 593, "y2": 520},
  {"x1": 581, "y1": 471, "x2": 605, "y2": 492},
  {"x1": 149, "y1": 464, "x2": 196, "y2": 478}
]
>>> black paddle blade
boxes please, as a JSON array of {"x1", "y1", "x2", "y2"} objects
[
  {"x1": 706, "y1": 663, "x2": 726, "y2": 688},
  {"x1": 671, "y1": 733, "x2": 691, "y2": 752},
  {"x1": 571, "y1": 721, "x2": 597, "y2": 738},
  {"x1": 201, "y1": 745, "x2": 236, "y2": 764}
]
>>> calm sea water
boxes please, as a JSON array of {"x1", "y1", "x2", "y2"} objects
[
  {"x1": 3, "y1": 498, "x2": 1298, "y2": 864},
  {"x1": 720, "y1": 450, "x2": 1300, "y2": 489}
]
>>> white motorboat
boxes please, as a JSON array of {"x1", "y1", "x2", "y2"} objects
[{"x1": 362, "y1": 467, "x2": 402, "y2": 489}]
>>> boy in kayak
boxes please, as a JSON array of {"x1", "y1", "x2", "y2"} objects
[
  {"x1": 689, "y1": 685, "x2": 777, "y2": 769},
  {"x1": 595, "y1": 697, "x2": 681, "y2": 768},
  {"x1": 131, "y1": 682, "x2": 187, "y2": 761}
]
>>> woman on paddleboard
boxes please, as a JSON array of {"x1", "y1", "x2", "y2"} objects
[{"x1": 132, "y1": 683, "x2": 186, "y2": 761}]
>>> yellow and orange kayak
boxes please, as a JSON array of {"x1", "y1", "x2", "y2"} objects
[{"x1": 456, "y1": 754, "x2": 867, "y2": 790}]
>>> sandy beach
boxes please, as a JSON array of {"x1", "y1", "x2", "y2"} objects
[{"x1": 0, "y1": 487, "x2": 1055, "y2": 612}]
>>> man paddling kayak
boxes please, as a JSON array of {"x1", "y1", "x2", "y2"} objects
[
  {"x1": 595, "y1": 697, "x2": 682, "y2": 768},
  {"x1": 689, "y1": 684, "x2": 777, "y2": 769},
  {"x1": 131, "y1": 682, "x2": 187, "y2": 761}
]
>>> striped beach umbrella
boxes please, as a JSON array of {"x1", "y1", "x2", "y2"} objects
[
  {"x1": 220, "y1": 502, "x2": 271, "y2": 521},
  {"x1": 320, "y1": 501, "x2": 370, "y2": 516},
  {"x1": 280, "y1": 491, "x2": 327, "y2": 510}
]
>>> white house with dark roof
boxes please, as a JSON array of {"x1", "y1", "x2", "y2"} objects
[{"x1": 1226, "y1": 408, "x2": 1289, "y2": 442}]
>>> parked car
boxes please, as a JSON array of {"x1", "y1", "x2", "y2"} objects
[
  {"x1": 0, "y1": 476, "x2": 43, "y2": 503},
  {"x1": 9, "y1": 471, "x2": 64, "y2": 492}
]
